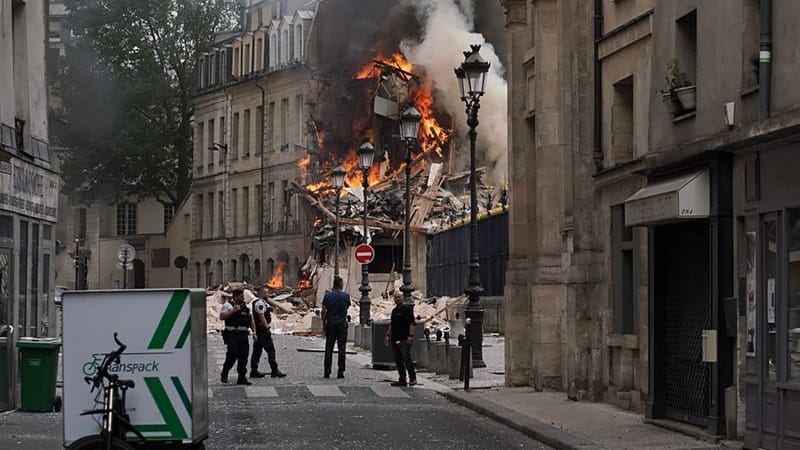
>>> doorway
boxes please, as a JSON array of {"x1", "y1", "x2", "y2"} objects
[
  {"x1": 0, "y1": 246, "x2": 13, "y2": 411},
  {"x1": 653, "y1": 220, "x2": 712, "y2": 425},
  {"x1": 133, "y1": 259, "x2": 145, "y2": 289}
]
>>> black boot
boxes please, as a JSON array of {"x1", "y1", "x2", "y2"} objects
[
  {"x1": 250, "y1": 370, "x2": 267, "y2": 378},
  {"x1": 271, "y1": 370, "x2": 286, "y2": 378},
  {"x1": 220, "y1": 373, "x2": 228, "y2": 383},
  {"x1": 236, "y1": 378, "x2": 252, "y2": 385}
]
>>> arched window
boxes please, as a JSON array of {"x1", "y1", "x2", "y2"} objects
[
  {"x1": 203, "y1": 259, "x2": 212, "y2": 288},
  {"x1": 240, "y1": 254, "x2": 251, "y2": 281},
  {"x1": 229, "y1": 259, "x2": 237, "y2": 280},
  {"x1": 266, "y1": 258, "x2": 275, "y2": 277},
  {"x1": 254, "y1": 259, "x2": 261, "y2": 281},
  {"x1": 215, "y1": 260, "x2": 224, "y2": 285},
  {"x1": 195, "y1": 262, "x2": 201, "y2": 287}
]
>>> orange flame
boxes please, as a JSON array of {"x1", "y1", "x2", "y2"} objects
[
  {"x1": 354, "y1": 53, "x2": 414, "y2": 79},
  {"x1": 296, "y1": 278, "x2": 312, "y2": 290},
  {"x1": 297, "y1": 154, "x2": 311, "y2": 170},
  {"x1": 266, "y1": 261, "x2": 286, "y2": 289}
]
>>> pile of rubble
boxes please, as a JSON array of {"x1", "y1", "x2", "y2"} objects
[
  {"x1": 204, "y1": 275, "x2": 467, "y2": 336},
  {"x1": 291, "y1": 162, "x2": 508, "y2": 253}
]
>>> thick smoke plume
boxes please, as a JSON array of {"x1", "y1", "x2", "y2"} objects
[
  {"x1": 400, "y1": 0, "x2": 508, "y2": 186},
  {"x1": 311, "y1": 0, "x2": 507, "y2": 186}
]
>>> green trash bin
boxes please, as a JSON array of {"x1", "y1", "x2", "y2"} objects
[{"x1": 17, "y1": 338, "x2": 61, "y2": 412}]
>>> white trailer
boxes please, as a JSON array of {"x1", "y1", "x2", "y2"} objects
[{"x1": 62, "y1": 289, "x2": 208, "y2": 446}]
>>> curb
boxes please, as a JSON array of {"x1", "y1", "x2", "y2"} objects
[{"x1": 440, "y1": 390, "x2": 602, "y2": 450}]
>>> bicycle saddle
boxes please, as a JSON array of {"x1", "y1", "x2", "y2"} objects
[{"x1": 118, "y1": 379, "x2": 135, "y2": 389}]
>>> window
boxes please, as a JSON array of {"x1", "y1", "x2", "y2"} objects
[
  {"x1": 196, "y1": 194, "x2": 204, "y2": 239},
  {"x1": 233, "y1": 47, "x2": 240, "y2": 77},
  {"x1": 268, "y1": 102, "x2": 276, "y2": 151},
  {"x1": 611, "y1": 76, "x2": 634, "y2": 163},
  {"x1": 281, "y1": 99, "x2": 289, "y2": 148},
  {"x1": 612, "y1": 205, "x2": 635, "y2": 334},
  {"x1": 255, "y1": 38, "x2": 263, "y2": 71},
  {"x1": 243, "y1": 187, "x2": 250, "y2": 235},
  {"x1": 254, "y1": 259, "x2": 261, "y2": 280},
  {"x1": 256, "y1": 183, "x2": 263, "y2": 233},
  {"x1": 243, "y1": 109, "x2": 251, "y2": 157},
  {"x1": 764, "y1": 217, "x2": 778, "y2": 380},
  {"x1": 207, "y1": 118, "x2": 215, "y2": 168},
  {"x1": 230, "y1": 259, "x2": 237, "y2": 280},
  {"x1": 281, "y1": 180, "x2": 289, "y2": 230},
  {"x1": 295, "y1": 95, "x2": 303, "y2": 143},
  {"x1": 232, "y1": 188, "x2": 239, "y2": 237},
  {"x1": 19, "y1": 220, "x2": 28, "y2": 334},
  {"x1": 218, "y1": 117, "x2": 226, "y2": 164},
  {"x1": 255, "y1": 106, "x2": 264, "y2": 154},
  {"x1": 0, "y1": 215, "x2": 12, "y2": 237},
  {"x1": 676, "y1": 10, "x2": 697, "y2": 87},
  {"x1": 244, "y1": 43, "x2": 250, "y2": 73},
  {"x1": 116, "y1": 202, "x2": 137, "y2": 236},
  {"x1": 268, "y1": 182, "x2": 275, "y2": 226},
  {"x1": 218, "y1": 191, "x2": 224, "y2": 238},
  {"x1": 197, "y1": 122, "x2": 205, "y2": 170},
  {"x1": 207, "y1": 193, "x2": 214, "y2": 238},
  {"x1": 163, "y1": 203, "x2": 176, "y2": 231},
  {"x1": 788, "y1": 209, "x2": 800, "y2": 381},
  {"x1": 741, "y1": 0, "x2": 760, "y2": 90},
  {"x1": 232, "y1": 112, "x2": 239, "y2": 159}
]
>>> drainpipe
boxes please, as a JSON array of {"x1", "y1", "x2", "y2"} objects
[
  {"x1": 593, "y1": 0, "x2": 604, "y2": 171},
  {"x1": 256, "y1": 79, "x2": 266, "y2": 242},
  {"x1": 759, "y1": 0, "x2": 772, "y2": 123}
]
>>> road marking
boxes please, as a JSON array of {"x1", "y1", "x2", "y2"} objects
[
  {"x1": 245, "y1": 386, "x2": 278, "y2": 398},
  {"x1": 307, "y1": 385, "x2": 345, "y2": 397},
  {"x1": 371, "y1": 385, "x2": 410, "y2": 398}
]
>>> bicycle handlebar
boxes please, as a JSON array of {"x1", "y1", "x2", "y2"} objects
[{"x1": 85, "y1": 333, "x2": 127, "y2": 391}]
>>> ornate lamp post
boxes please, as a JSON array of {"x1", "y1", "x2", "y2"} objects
[
  {"x1": 455, "y1": 44, "x2": 490, "y2": 368},
  {"x1": 399, "y1": 104, "x2": 422, "y2": 308},
  {"x1": 331, "y1": 165, "x2": 346, "y2": 280},
  {"x1": 357, "y1": 141, "x2": 375, "y2": 325}
]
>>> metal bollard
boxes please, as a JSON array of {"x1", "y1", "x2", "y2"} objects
[{"x1": 462, "y1": 318, "x2": 471, "y2": 391}]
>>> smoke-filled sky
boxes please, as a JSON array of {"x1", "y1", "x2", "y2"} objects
[{"x1": 311, "y1": 0, "x2": 508, "y2": 185}]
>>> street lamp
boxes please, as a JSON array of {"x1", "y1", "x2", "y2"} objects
[
  {"x1": 331, "y1": 165, "x2": 346, "y2": 281},
  {"x1": 455, "y1": 44, "x2": 490, "y2": 368},
  {"x1": 399, "y1": 104, "x2": 421, "y2": 308},
  {"x1": 358, "y1": 141, "x2": 375, "y2": 325}
]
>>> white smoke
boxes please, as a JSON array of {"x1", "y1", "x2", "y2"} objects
[{"x1": 400, "y1": 0, "x2": 508, "y2": 187}]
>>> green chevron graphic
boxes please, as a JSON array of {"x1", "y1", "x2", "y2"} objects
[
  {"x1": 134, "y1": 377, "x2": 188, "y2": 440},
  {"x1": 148, "y1": 291, "x2": 188, "y2": 350}
]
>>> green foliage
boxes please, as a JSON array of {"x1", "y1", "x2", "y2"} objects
[
  {"x1": 53, "y1": 0, "x2": 238, "y2": 204},
  {"x1": 664, "y1": 58, "x2": 692, "y2": 93}
]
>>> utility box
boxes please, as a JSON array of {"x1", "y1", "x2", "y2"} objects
[{"x1": 62, "y1": 289, "x2": 208, "y2": 446}]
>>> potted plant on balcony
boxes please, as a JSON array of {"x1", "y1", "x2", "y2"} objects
[{"x1": 663, "y1": 59, "x2": 696, "y2": 113}]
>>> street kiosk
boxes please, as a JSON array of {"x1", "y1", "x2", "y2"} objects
[{"x1": 61, "y1": 289, "x2": 208, "y2": 446}]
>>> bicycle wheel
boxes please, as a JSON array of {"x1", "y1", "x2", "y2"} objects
[{"x1": 66, "y1": 435, "x2": 135, "y2": 450}]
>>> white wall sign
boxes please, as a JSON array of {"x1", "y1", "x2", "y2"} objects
[{"x1": 0, "y1": 158, "x2": 59, "y2": 222}]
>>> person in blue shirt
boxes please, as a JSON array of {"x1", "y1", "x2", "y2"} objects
[{"x1": 321, "y1": 276, "x2": 350, "y2": 378}]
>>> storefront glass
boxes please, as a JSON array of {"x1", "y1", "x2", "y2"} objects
[
  {"x1": 765, "y1": 219, "x2": 778, "y2": 380},
  {"x1": 787, "y1": 209, "x2": 800, "y2": 381}
]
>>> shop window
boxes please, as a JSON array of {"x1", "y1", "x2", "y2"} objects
[
  {"x1": 787, "y1": 209, "x2": 800, "y2": 381},
  {"x1": 19, "y1": 220, "x2": 28, "y2": 335},
  {"x1": 764, "y1": 218, "x2": 778, "y2": 381},
  {"x1": 116, "y1": 203, "x2": 137, "y2": 236},
  {"x1": 612, "y1": 205, "x2": 635, "y2": 334}
]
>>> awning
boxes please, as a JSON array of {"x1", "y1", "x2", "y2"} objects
[{"x1": 624, "y1": 170, "x2": 709, "y2": 226}]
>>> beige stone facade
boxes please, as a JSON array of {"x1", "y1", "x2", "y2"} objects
[{"x1": 190, "y1": 0, "x2": 314, "y2": 289}]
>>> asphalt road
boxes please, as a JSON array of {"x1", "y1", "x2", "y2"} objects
[{"x1": 0, "y1": 333, "x2": 550, "y2": 449}]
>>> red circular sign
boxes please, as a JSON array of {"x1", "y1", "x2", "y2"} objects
[{"x1": 354, "y1": 244, "x2": 375, "y2": 265}]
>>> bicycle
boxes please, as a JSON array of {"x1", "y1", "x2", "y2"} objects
[{"x1": 66, "y1": 333, "x2": 146, "y2": 450}]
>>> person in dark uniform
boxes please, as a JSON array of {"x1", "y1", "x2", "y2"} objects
[
  {"x1": 219, "y1": 288, "x2": 254, "y2": 385},
  {"x1": 321, "y1": 276, "x2": 349, "y2": 378},
  {"x1": 250, "y1": 285, "x2": 286, "y2": 378},
  {"x1": 385, "y1": 290, "x2": 416, "y2": 386}
]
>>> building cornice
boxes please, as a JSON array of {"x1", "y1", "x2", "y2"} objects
[{"x1": 499, "y1": 0, "x2": 527, "y2": 26}]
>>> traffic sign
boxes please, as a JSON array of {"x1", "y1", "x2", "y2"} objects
[
  {"x1": 354, "y1": 244, "x2": 375, "y2": 265},
  {"x1": 117, "y1": 243, "x2": 136, "y2": 263}
]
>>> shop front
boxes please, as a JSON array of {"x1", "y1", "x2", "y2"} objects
[
  {"x1": 625, "y1": 156, "x2": 735, "y2": 435},
  {"x1": 739, "y1": 143, "x2": 800, "y2": 450}
]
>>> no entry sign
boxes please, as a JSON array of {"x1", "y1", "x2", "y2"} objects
[{"x1": 354, "y1": 244, "x2": 375, "y2": 265}]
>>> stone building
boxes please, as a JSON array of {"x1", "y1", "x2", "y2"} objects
[
  {"x1": 502, "y1": 0, "x2": 800, "y2": 446},
  {"x1": 191, "y1": 0, "x2": 314, "y2": 288},
  {"x1": 0, "y1": 0, "x2": 59, "y2": 411}
]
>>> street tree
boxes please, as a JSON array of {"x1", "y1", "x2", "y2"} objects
[{"x1": 53, "y1": 0, "x2": 238, "y2": 205}]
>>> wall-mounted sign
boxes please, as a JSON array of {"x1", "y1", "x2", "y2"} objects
[{"x1": 0, "y1": 158, "x2": 58, "y2": 222}]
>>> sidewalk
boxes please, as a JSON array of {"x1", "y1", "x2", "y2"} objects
[{"x1": 400, "y1": 335, "x2": 741, "y2": 450}]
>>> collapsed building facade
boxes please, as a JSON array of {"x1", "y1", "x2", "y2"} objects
[{"x1": 191, "y1": 0, "x2": 510, "y2": 304}]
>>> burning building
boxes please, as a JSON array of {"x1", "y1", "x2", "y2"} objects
[{"x1": 190, "y1": 0, "x2": 508, "y2": 297}]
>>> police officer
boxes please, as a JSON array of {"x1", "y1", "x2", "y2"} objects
[
  {"x1": 250, "y1": 285, "x2": 286, "y2": 378},
  {"x1": 219, "y1": 288, "x2": 254, "y2": 385}
]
